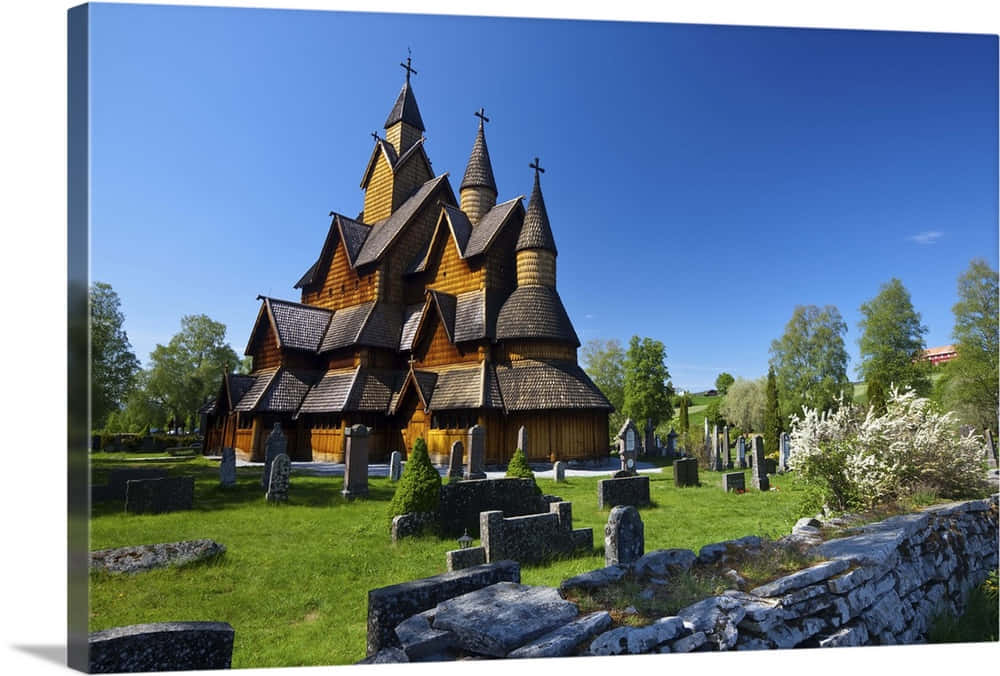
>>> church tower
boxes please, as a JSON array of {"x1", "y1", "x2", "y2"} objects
[
  {"x1": 383, "y1": 57, "x2": 424, "y2": 156},
  {"x1": 459, "y1": 109, "x2": 497, "y2": 225},
  {"x1": 515, "y1": 158, "x2": 557, "y2": 288}
]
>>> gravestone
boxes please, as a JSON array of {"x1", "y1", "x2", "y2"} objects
[
  {"x1": 604, "y1": 505, "x2": 644, "y2": 567},
  {"x1": 124, "y1": 477, "x2": 195, "y2": 514},
  {"x1": 219, "y1": 447, "x2": 236, "y2": 487},
  {"x1": 666, "y1": 428, "x2": 678, "y2": 458},
  {"x1": 616, "y1": 418, "x2": 640, "y2": 476},
  {"x1": 751, "y1": 435, "x2": 769, "y2": 492},
  {"x1": 986, "y1": 429, "x2": 998, "y2": 469},
  {"x1": 464, "y1": 424, "x2": 487, "y2": 479},
  {"x1": 722, "y1": 472, "x2": 745, "y2": 492},
  {"x1": 261, "y1": 423, "x2": 287, "y2": 490},
  {"x1": 780, "y1": 432, "x2": 791, "y2": 472},
  {"x1": 673, "y1": 457, "x2": 699, "y2": 487},
  {"x1": 448, "y1": 441, "x2": 464, "y2": 479},
  {"x1": 724, "y1": 426, "x2": 733, "y2": 469},
  {"x1": 712, "y1": 425, "x2": 724, "y2": 472},
  {"x1": 553, "y1": 461, "x2": 566, "y2": 482},
  {"x1": 389, "y1": 451, "x2": 403, "y2": 482},
  {"x1": 597, "y1": 475, "x2": 650, "y2": 509},
  {"x1": 736, "y1": 437, "x2": 746, "y2": 469},
  {"x1": 703, "y1": 418, "x2": 709, "y2": 453},
  {"x1": 517, "y1": 425, "x2": 529, "y2": 455},
  {"x1": 266, "y1": 453, "x2": 290, "y2": 502},
  {"x1": 342, "y1": 424, "x2": 370, "y2": 499}
]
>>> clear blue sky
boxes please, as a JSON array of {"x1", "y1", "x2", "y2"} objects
[{"x1": 89, "y1": 3, "x2": 998, "y2": 391}]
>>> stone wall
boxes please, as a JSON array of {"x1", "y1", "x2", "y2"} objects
[
  {"x1": 88, "y1": 622, "x2": 234, "y2": 673},
  {"x1": 366, "y1": 560, "x2": 520, "y2": 655},
  {"x1": 597, "y1": 475, "x2": 650, "y2": 509},
  {"x1": 479, "y1": 502, "x2": 592, "y2": 565}
]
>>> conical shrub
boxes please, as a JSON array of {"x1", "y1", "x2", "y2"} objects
[{"x1": 388, "y1": 438, "x2": 441, "y2": 518}]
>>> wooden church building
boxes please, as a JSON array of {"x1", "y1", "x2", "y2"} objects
[{"x1": 202, "y1": 60, "x2": 612, "y2": 464}]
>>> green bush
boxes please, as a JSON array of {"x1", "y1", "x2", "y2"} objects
[
  {"x1": 388, "y1": 438, "x2": 441, "y2": 518},
  {"x1": 505, "y1": 448, "x2": 534, "y2": 479}
]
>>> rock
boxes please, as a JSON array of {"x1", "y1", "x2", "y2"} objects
[
  {"x1": 508, "y1": 612, "x2": 612, "y2": 658},
  {"x1": 88, "y1": 622, "x2": 234, "y2": 673},
  {"x1": 736, "y1": 636, "x2": 772, "y2": 650},
  {"x1": 589, "y1": 618, "x2": 683, "y2": 656},
  {"x1": 723, "y1": 569, "x2": 746, "y2": 589},
  {"x1": 818, "y1": 622, "x2": 869, "y2": 648},
  {"x1": 431, "y1": 582, "x2": 578, "y2": 657},
  {"x1": 559, "y1": 566, "x2": 627, "y2": 594},
  {"x1": 826, "y1": 563, "x2": 879, "y2": 594},
  {"x1": 356, "y1": 647, "x2": 410, "y2": 664},
  {"x1": 604, "y1": 505, "x2": 644, "y2": 567},
  {"x1": 90, "y1": 540, "x2": 225, "y2": 575},
  {"x1": 394, "y1": 611, "x2": 454, "y2": 659},
  {"x1": 638, "y1": 587, "x2": 655, "y2": 601},
  {"x1": 676, "y1": 595, "x2": 746, "y2": 650},
  {"x1": 749, "y1": 559, "x2": 850, "y2": 598},
  {"x1": 669, "y1": 630, "x2": 707, "y2": 653},
  {"x1": 632, "y1": 548, "x2": 696, "y2": 578},
  {"x1": 697, "y1": 536, "x2": 762, "y2": 564},
  {"x1": 794, "y1": 516, "x2": 822, "y2": 531},
  {"x1": 623, "y1": 606, "x2": 638, "y2": 615}
]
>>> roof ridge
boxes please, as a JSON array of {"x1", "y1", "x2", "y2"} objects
[{"x1": 393, "y1": 136, "x2": 427, "y2": 170}]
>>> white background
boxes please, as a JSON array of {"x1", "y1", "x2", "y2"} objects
[{"x1": 0, "y1": 1, "x2": 997, "y2": 675}]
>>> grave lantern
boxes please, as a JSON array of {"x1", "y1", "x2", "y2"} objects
[{"x1": 458, "y1": 530, "x2": 473, "y2": 550}]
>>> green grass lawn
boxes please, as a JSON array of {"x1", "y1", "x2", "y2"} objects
[{"x1": 89, "y1": 455, "x2": 809, "y2": 667}]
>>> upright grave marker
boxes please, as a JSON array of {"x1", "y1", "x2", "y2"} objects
[
  {"x1": 722, "y1": 472, "x2": 745, "y2": 492},
  {"x1": 712, "y1": 424, "x2": 724, "y2": 472},
  {"x1": 751, "y1": 435, "x2": 769, "y2": 492},
  {"x1": 464, "y1": 424, "x2": 487, "y2": 479},
  {"x1": 616, "y1": 418, "x2": 640, "y2": 476},
  {"x1": 261, "y1": 423, "x2": 287, "y2": 490},
  {"x1": 517, "y1": 425, "x2": 529, "y2": 456},
  {"x1": 644, "y1": 418, "x2": 655, "y2": 456},
  {"x1": 219, "y1": 447, "x2": 236, "y2": 487},
  {"x1": 448, "y1": 441, "x2": 464, "y2": 479},
  {"x1": 604, "y1": 505, "x2": 644, "y2": 567},
  {"x1": 389, "y1": 451, "x2": 403, "y2": 482},
  {"x1": 673, "y1": 457, "x2": 698, "y2": 487},
  {"x1": 780, "y1": 432, "x2": 791, "y2": 472},
  {"x1": 724, "y1": 425, "x2": 733, "y2": 469},
  {"x1": 266, "y1": 454, "x2": 290, "y2": 503},
  {"x1": 986, "y1": 429, "x2": 997, "y2": 469},
  {"x1": 666, "y1": 429, "x2": 678, "y2": 458},
  {"x1": 553, "y1": 461, "x2": 566, "y2": 482},
  {"x1": 342, "y1": 424, "x2": 370, "y2": 499},
  {"x1": 737, "y1": 437, "x2": 746, "y2": 469}
]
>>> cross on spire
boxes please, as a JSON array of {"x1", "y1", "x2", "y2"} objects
[
  {"x1": 474, "y1": 107, "x2": 490, "y2": 127},
  {"x1": 371, "y1": 131, "x2": 380, "y2": 143},
  {"x1": 400, "y1": 53, "x2": 417, "y2": 83},
  {"x1": 530, "y1": 157, "x2": 545, "y2": 178}
]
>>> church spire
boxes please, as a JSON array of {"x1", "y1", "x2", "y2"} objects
[
  {"x1": 460, "y1": 108, "x2": 498, "y2": 225},
  {"x1": 384, "y1": 54, "x2": 425, "y2": 154},
  {"x1": 516, "y1": 158, "x2": 557, "y2": 255}
]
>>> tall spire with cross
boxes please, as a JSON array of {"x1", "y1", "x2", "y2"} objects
[
  {"x1": 517, "y1": 157, "x2": 557, "y2": 255},
  {"x1": 460, "y1": 107, "x2": 498, "y2": 225},
  {"x1": 384, "y1": 52, "x2": 425, "y2": 153}
]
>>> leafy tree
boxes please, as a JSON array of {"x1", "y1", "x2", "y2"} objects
[
  {"x1": 623, "y1": 336, "x2": 674, "y2": 428},
  {"x1": 103, "y1": 370, "x2": 166, "y2": 432},
  {"x1": 678, "y1": 395, "x2": 690, "y2": 434},
  {"x1": 769, "y1": 305, "x2": 851, "y2": 421},
  {"x1": 581, "y1": 338, "x2": 626, "y2": 443},
  {"x1": 720, "y1": 377, "x2": 766, "y2": 433},
  {"x1": 389, "y1": 438, "x2": 441, "y2": 518},
  {"x1": 704, "y1": 398, "x2": 725, "y2": 428},
  {"x1": 146, "y1": 314, "x2": 239, "y2": 426},
  {"x1": 90, "y1": 282, "x2": 140, "y2": 428},
  {"x1": 866, "y1": 377, "x2": 888, "y2": 416},
  {"x1": 763, "y1": 366, "x2": 782, "y2": 454},
  {"x1": 236, "y1": 356, "x2": 253, "y2": 375},
  {"x1": 715, "y1": 372, "x2": 735, "y2": 396},
  {"x1": 937, "y1": 259, "x2": 999, "y2": 433},
  {"x1": 857, "y1": 278, "x2": 931, "y2": 397}
]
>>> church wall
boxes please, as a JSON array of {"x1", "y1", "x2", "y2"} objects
[
  {"x1": 392, "y1": 153, "x2": 432, "y2": 211},
  {"x1": 516, "y1": 249, "x2": 556, "y2": 287},
  {"x1": 382, "y1": 203, "x2": 442, "y2": 305},
  {"x1": 483, "y1": 219, "x2": 519, "y2": 293},
  {"x1": 300, "y1": 240, "x2": 378, "y2": 310},
  {"x1": 424, "y1": 228, "x2": 485, "y2": 296},
  {"x1": 386, "y1": 122, "x2": 421, "y2": 156},
  {"x1": 416, "y1": 315, "x2": 480, "y2": 367},
  {"x1": 460, "y1": 188, "x2": 497, "y2": 226},
  {"x1": 252, "y1": 324, "x2": 281, "y2": 371},
  {"x1": 363, "y1": 151, "x2": 396, "y2": 223},
  {"x1": 503, "y1": 411, "x2": 609, "y2": 462}
]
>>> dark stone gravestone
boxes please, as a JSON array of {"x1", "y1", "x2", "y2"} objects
[
  {"x1": 107, "y1": 468, "x2": 169, "y2": 501},
  {"x1": 597, "y1": 475, "x2": 650, "y2": 509},
  {"x1": 553, "y1": 461, "x2": 566, "y2": 482},
  {"x1": 448, "y1": 441, "x2": 464, "y2": 479},
  {"x1": 666, "y1": 428, "x2": 678, "y2": 458},
  {"x1": 737, "y1": 436, "x2": 747, "y2": 469},
  {"x1": 389, "y1": 450, "x2": 403, "y2": 482},
  {"x1": 261, "y1": 422, "x2": 287, "y2": 490},
  {"x1": 604, "y1": 505, "x2": 644, "y2": 567},
  {"x1": 343, "y1": 424, "x2": 370, "y2": 499},
  {"x1": 673, "y1": 457, "x2": 699, "y2": 487},
  {"x1": 266, "y1": 453, "x2": 290, "y2": 502},
  {"x1": 219, "y1": 447, "x2": 236, "y2": 487},
  {"x1": 724, "y1": 426, "x2": 733, "y2": 469},
  {"x1": 643, "y1": 418, "x2": 655, "y2": 457},
  {"x1": 88, "y1": 622, "x2": 235, "y2": 673},
  {"x1": 722, "y1": 472, "x2": 745, "y2": 492},
  {"x1": 712, "y1": 424, "x2": 724, "y2": 472},
  {"x1": 141, "y1": 435, "x2": 156, "y2": 452},
  {"x1": 464, "y1": 424, "x2": 487, "y2": 479},
  {"x1": 751, "y1": 435, "x2": 769, "y2": 491},
  {"x1": 124, "y1": 477, "x2": 195, "y2": 514}
]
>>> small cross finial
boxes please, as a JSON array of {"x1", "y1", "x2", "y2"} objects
[
  {"x1": 400, "y1": 52, "x2": 417, "y2": 83},
  {"x1": 408, "y1": 355, "x2": 416, "y2": 367},
  {"x1": 474, "y1": 107, "x2": 489, "y2": 127},
  {"x1": 529, "y1": 157, "x2": 545, "y2": 178},
  {"x1": 371, "y1": 131, "x2": 380, "y2": 143}
]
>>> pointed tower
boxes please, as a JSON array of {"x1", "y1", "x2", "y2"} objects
[
  {"x1": 515, "y1": 158, "x2": 557, "y2": 287},
  {"x1": 460, "y1": 108, "x2": 498, "y2": 225},
  {"x1": 384, "y1": 56, "x2": 425, "y2": 156}
]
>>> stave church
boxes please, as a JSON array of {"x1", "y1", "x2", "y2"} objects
[{"x1": 202, "y1": 59, "x2": 611, "y2": 464}]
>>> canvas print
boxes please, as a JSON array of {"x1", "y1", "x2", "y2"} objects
[{"x1": 68, "y1": 3, "x2": 999, "y2": 672}]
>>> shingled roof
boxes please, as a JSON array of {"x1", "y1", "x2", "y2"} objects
[
  {"x1": 516, "y1": 171, "x2": 557, "y2": 254},
  {"x1": 495, "y1": 359, "x2": 612, "y2": 411},
  {"x1": 384, "y1": 80, "x2": 425, "y2": 131},
  {"x1": 265, "y1": 298, "x2": 333, "y2": 352},
  {"x1": 495, "y1": 285, "x2": 580, "y2": 346},
  {"x1": 345, "y1": 369, "x2": 405, "y2": 412},
  {"x1": 359, "y1": 136, "x2": 431, "y2": 190},
  {"x1": 355, "y1": 173, "x2": 453, "y2": 267},
  {"x1": 233, "y1": 368, "x2": 279, "y2": 412},
  {"x1": 460, "y1": 121, "x2": 496, "y2": 193},
  {"x1": 465, "y1": 197, "x2": 523, "y2": 257},
  {"x1": 293, "y1": 213, "x2": 373, "y2": 289},
  {"x1": 398, "y1": 303, "x2": 425, "y2": 352},
  {"x1": 254, "y1": 368, "x2": 318, "y2": 413},
  {"x1": 406, "y1": 197, "x2": 523, "y2": 275},
  {"x1": 429, "y1": 366, "x2": 484, "y2": 410}
]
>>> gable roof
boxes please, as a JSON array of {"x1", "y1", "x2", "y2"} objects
[
  {"x1": 319, "y1": 302, "x2": 376, "y2": 353},
  {"x1": 233, "y1": 368, "x2": 279, "y2": 412},
  {"x1": 359, "y1": 136, "x2": 431, "y2": 190},
  {"x1": 495, "y1": 359, "x2": 612, "y2": 411},
  {"x1": 254, "y1": 368, "x2": 318, "y2": 413},
  {"x1": 297, "y1": 368, "x2": 358, "y2": 414},
  {"x1": 384, "y1": 80, "x2": 425, "y2": 131},
  {"x1": 424, "y1": 290, "x2": 457, "y2": 343},
  {"x1": 429, "y1": 365, "x2": 484, "y2": 410},
  {"x1": 293, "y1": 213, "x2": 373, "y2": 290},
  {"x1": 355, "y1": 173, "x2": 454, "y2": 267},
  {"x1": 464, "y1": 197, "x2": 523, "y2": 257},
  {"x1": 516, "y1": 172, "x2": 557, "y2": 254},
  {"x1": 495, "y1": 285, "x2": 580, "y2": 346},
  {"x1": 263, "y1": 297, "x2": 333, "y2": 352},
  {"x1": 398, "y1": 303, "x2": 425, "y2": 352}
]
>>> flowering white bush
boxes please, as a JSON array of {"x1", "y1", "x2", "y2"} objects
[{"x1": 788, "y1": 387, "x2": 987, "y2": 511}]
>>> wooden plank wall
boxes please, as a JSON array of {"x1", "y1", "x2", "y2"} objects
[
  {"x1": 416, "y1": 315, "x2": 480, "y2": 367},
  {"x1": 252, "y1": 325, "x2": 281, "y2": 371},
  {"x1": 501, "y1": 341, "x2": 576, "y2": 361},
  {"x1": 385, "y1": 203, "x2": 444, "y2": 305},
  {"x1": 363, "y1": 151, "x2": 395, "y2": 223},
  {"x1": 300, "y1": 240, "x2": 378, "y2": 310},
  {"x1": 423, "y1": 227, "x2": 483, "y2": 296},
  {"x1": 392, "y1": 153, "x2": 433, "y2": 212}
]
